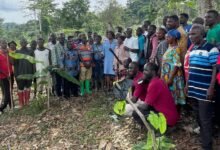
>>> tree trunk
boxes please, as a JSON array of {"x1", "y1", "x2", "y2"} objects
[{"x1": 198, "y1": 0, "x2": 214, "y2": 17}]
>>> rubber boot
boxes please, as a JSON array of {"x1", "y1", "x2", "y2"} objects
[
  {"x1": 17, "y1": 91, "x2": 24, "y2": 108},
  {"x1": 24, "y1": 89, "x2": 31, "y2": 105},
  {"x1": 85, "y1": 80, "x2": 92, "y2": 94},
  {"x1": 80, "y1": 81, "x2": 85, "y2": 96}
]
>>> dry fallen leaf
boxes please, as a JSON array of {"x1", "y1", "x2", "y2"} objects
[
  {"x1": 98, "y1": 139, "x2": 108, "y2": 149},
  {"x1": 105, "y1": 142, "x2": 113, "y2": 150}
]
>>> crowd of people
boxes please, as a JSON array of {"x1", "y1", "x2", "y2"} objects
[{"x1": 1, "y1": 9, "x2": 220, "y2": 149}]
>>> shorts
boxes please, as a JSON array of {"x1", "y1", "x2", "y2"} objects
[
  {"x1": 80, "y1": 66, "x2": 92, "y2": 81},
  {"x1": 16, "y1": 79, "x2": 32, "y2": 90}
]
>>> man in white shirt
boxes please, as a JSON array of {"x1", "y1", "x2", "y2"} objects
[
  {"x1": 47, "y1": 33, "x2": 57, "y2": 51},
  {"x1": 142, "y1": 20, "x2": 151, "y2": 37},
  {"x1": 35, "y1": 38, "x2": 51, "y2": 94},
  {"x1": 124, "y1": 28, "x2": 139, "y2": 62}
]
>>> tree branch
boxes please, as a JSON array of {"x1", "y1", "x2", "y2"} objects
[{"x1": 126, "y1": 92, "x2": 157, "y2": 150}]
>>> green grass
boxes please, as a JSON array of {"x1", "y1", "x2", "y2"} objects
[{"x1": 132, "y1": 141, "x2": 147, "y2": 150}]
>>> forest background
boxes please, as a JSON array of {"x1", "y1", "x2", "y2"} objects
[{"x1": 0, "y1": 0, "x2": 220, "y2": 42}]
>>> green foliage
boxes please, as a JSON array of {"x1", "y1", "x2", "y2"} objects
[
  {"x1": 132, "y1": 112, "x2": 175, "y2": 150},
  {"x1": 17, "y1": 68, "x2": 49, "y2": 80},
  {"x1": 56, "y1": 28, "x2": 86, "y2": 38},
  {"x1": 156, "y1": 136, "x2": 176, "y2": 150},
  {"x1": 97, "y1": 0, "x2": 127, "y2": 29},
  {"x1": 113, "y1": 100, "x2": 126, "y2": 115},
  {"x1": 132, "y1": 141, "x2": 147, "y2": 150},
  {"x1": 17, "y1": 94, "x2": 47, "y2": 116},
  {"x1": 9, "y1": 52, "x2": 43, "y2": 64},
  {"x1": 26, "y1": 0, "x2": 57, "y2": 36},
  {"x1": 0, "y1": 18, "x2": 4, "y2": 36},
  {"x1": 59, "y1": 0, "x2": 89, "y2": 29},
  {"x1": 17, "y1": 74, "x2": 35, "y2": 80},
  {"x1": 11, "y1": 52, "x2": 80, "y2": 86},
  {"x1": 144, "y1": 134, "x2": 175, "y2": 150},
  {"x1": 82, "y1": 12, "x2": 103, "y2": 34},
  {"x1": 53, "y1": 69, "x2": 80, "y2": 86},
  {"x1": 147, "y1": 111, "x2": 167, "y2": 134},
  {"x1": 26, "y1": 94, "x2": 47, "y2": 116},
  {"x1": 17, "y1": 69, "x2": 80, "y2": 86},
  {"x1": 3, "y1": 0, "x2": 215, "y2": 39},
  {"x1": 144, "y1": 132, "x2": 154, "y2": 150}
]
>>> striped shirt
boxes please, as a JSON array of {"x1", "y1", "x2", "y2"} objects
[{"x1": 188, "y1": 42, "x2": 219, "y2": 102}]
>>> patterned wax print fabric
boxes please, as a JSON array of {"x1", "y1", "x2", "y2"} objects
[
  {"x1": 92, "y1": 43, "x2": 104, "y2": 80},
  {"x1": 161, "y1": 46, "x2": 185, "y2": 105},
  {"x1": 103, "y1": 39, "x2": 117, "y2": 75},
  {"x1": 156, "y1": 40, "x2": 168, "y2": 65},
  {"x1": 60, "y1": 50, "x2": 79, "y2": 77},
  {"x1": 92, "y1": 44, "x2": 104, "y2": 62},
  {"x1": 78, "y1": 44, "x2": 92, "y2": 67},
  {"x1": 51, "y1": 42, "x2": 66, "y2": 67}
]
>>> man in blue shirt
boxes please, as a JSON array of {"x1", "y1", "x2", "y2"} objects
[
  {"x1": 136, "y1": 27, "x2": 145, "y2": 71},
  {"x1": 185, "y1": 24, "x2": 219, "y2": 150},
  {"x1": 92, "y1": 35, "x2": 104, "y2": 91},
  {"x1": 60, "y1": 40, "x2": 80, "y2": 98}
]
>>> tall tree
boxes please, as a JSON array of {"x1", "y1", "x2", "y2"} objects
[
  {"x1": 0, "y1": 18, "x2": 4, "y2": 37},
  {"x1": 198, "y1": 0, "x2": 214, "y2": 16},
  {"x1": 59, "y1": 0, "x2": 89, "y2": 29},
  {"x1": 25, "y1": 0, "x2": 57, "y2": 36},
  {"x1": 126, "y1": 0, "x2": 197, "y2": 25},
  {"x1": 97, "y1": 0, "x2": 126, "y2": 30}
]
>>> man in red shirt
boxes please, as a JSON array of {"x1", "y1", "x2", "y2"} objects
[
  {"x1": 132, "y1": 63, "x2": 179, "y2": 127},
  {"x1": 0, "y1": 40, "x2": 13, "y2": 114},
  {"x1": 124, "y1": 62, "x2": 148, "y2": 116}
]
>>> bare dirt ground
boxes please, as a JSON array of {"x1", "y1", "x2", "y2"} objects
[{"x1": 0, "y1": 92, "x2": 220, "y2": 150}]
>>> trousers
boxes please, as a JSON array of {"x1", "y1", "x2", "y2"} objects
[
  {"x1": 0, "y1": 78, "x2": 12, "y2": 112},
  {"x1": 191, "y1": 99, "x2": 214, "y2": 150}
]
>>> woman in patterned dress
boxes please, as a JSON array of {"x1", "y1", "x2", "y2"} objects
[{"x1": 161, "y1": 29, "x2": 185, "y2": 105}]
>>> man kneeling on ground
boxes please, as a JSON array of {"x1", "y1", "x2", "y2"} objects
[
  {"x1": 124, "y1": 62, "x2": 148, "y2": 116},
  {"x1": 132, "y1": 63, "x2": 179, "y2": 127}
]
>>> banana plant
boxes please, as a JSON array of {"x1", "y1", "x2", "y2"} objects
[
  {"x1": 9, "y1": 51, "x2": 80, "y2": 85},
  {"x1": 9, "y1": 51, "x2": 80, "y2": 108}
]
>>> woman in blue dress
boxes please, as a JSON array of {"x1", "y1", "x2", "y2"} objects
[{"x1": 103, "y1": 31, "x2": 117, "y2": 91}]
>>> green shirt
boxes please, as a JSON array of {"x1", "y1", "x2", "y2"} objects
[{"x1": 206, "y1": 23, "x2": 220, "y2": 45}]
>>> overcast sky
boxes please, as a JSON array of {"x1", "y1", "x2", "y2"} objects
[{"x1": 0, "y1": 0, "x2": 127, "y2": 24}]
